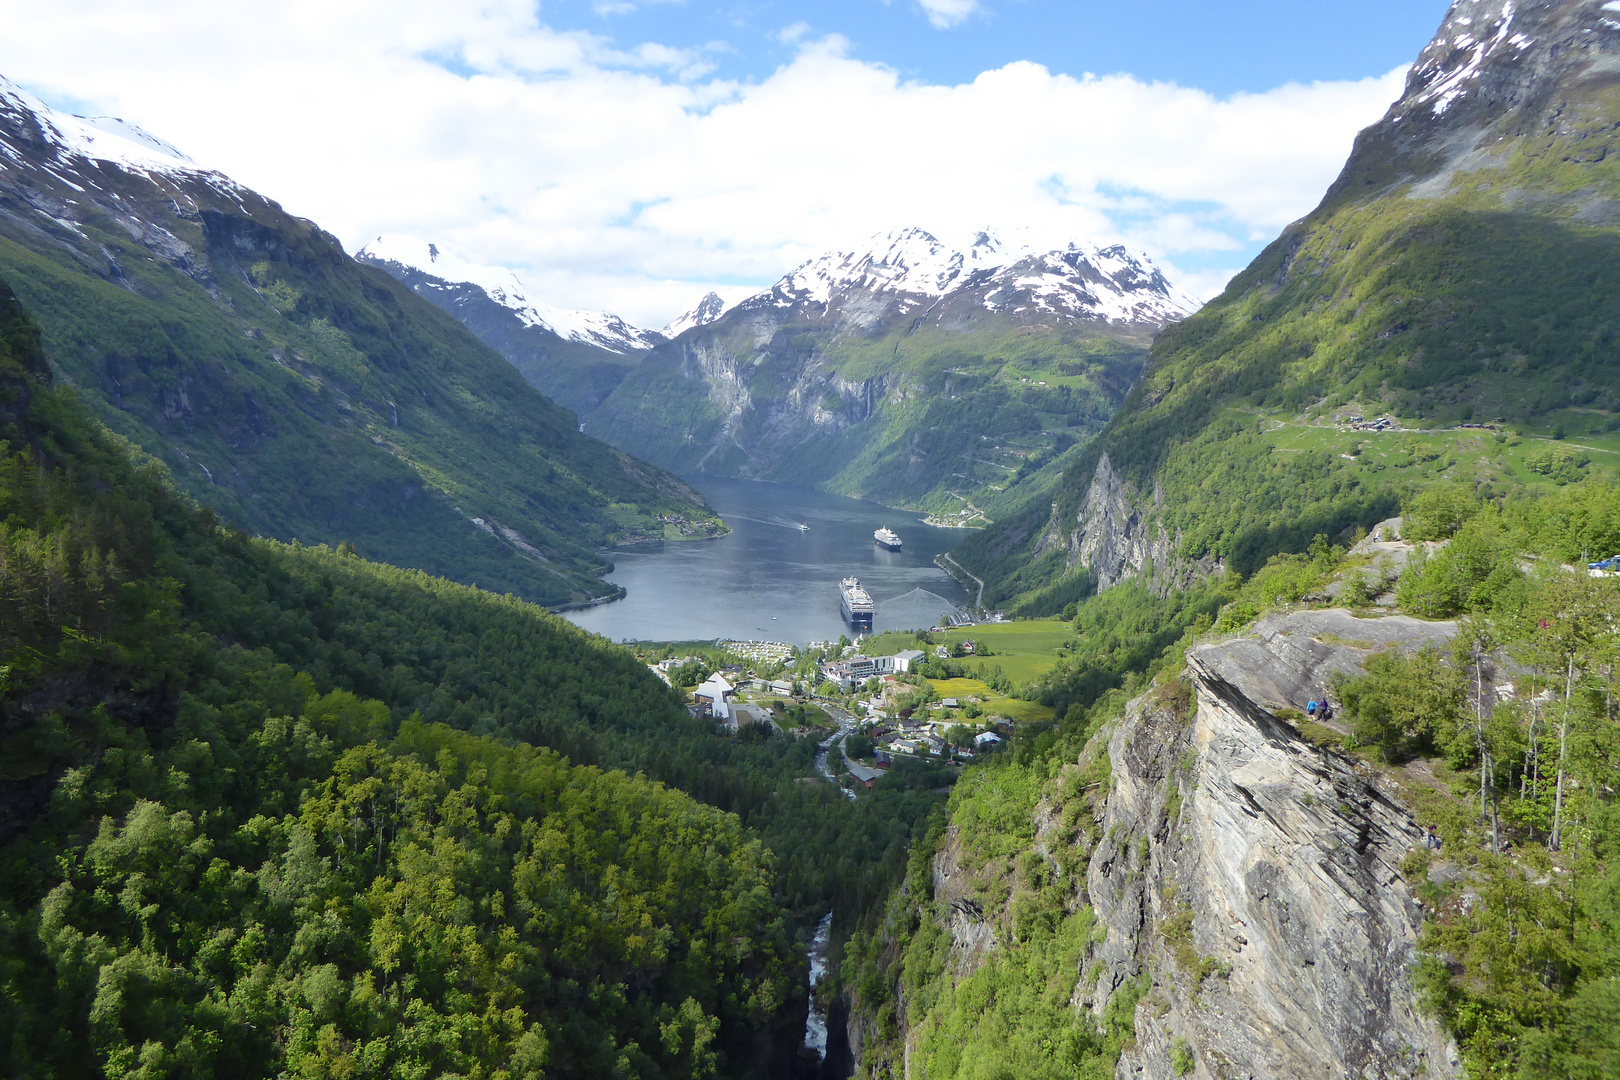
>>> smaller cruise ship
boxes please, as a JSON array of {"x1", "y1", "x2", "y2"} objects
[{"x1": 874, "y1": 526, "x2": 902, "y2": 551}]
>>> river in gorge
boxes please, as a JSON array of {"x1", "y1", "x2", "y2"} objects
[{"x1": 563, "y1": 476, "x2": 976, "y2": 644}]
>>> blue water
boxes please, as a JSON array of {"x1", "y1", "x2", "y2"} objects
[{"x1": 563, "y1": 477, "x2": 974, "y2": 644}]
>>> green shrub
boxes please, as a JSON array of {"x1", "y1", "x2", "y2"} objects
[
  {"x1": 1525, "y1": 444, "x2": 1590, "y2": 484},
  {"x1": 1396, "y1": 513, "x2": 1519, "y2": 617},
  {"x1": 1404, "y1": 487, "x2": 1483, "y2": 541},
  {"x1": 1332, "y1": 647, "x2": 1463, "y2": 763}
]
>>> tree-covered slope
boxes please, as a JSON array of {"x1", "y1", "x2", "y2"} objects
[
  {"x1": 0, "y1": 271, "x2": 961, "y2": 1077},
  {"x1": 956, "y1": 0, "x2": 1620, "y2": 608},
  {"x1": 0, "y1": 274, "x2": 805, "y2": 1078},
  {"x1": 0, "y1": 78, "x2": 720, "y2": 608}
]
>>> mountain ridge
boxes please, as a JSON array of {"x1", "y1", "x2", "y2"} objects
[
  {"x1": 355, "y1": 237, "x2": 741, "y2": 417},
  {"x1": 584, "y1": 227, "x2": 1198, "y2": 517},
  {"x1": 955, "y1": 0, "x2": 1620, "y2": 610},
  {"x1": 0, "y1": 74, "x2": 722, "y2": 607}
]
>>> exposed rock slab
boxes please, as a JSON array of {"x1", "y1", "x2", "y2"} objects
[
  {"x1": 1040, "y1": 453, "x2": 1223, "y2": 594},
  {"x1": 1085, "y1": 612, "x2": 1461, "y2": 1080},
  {"x1": 1195, "y1": 609, "x2": 1458, "y2": 716}
]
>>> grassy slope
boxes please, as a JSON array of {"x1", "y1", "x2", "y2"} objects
[
  {"x1": 0, "y1": 156, "x2": 718, "y2": 608},
  {"x1": 956, "y1": 81, "x2": 1620, "y2": 609},
  {"x1": 364, "y1": 263, "x2": 647, "y2": 418},
  {"x1": 864, "y1": 621, "x2": 1074, "y2": 723}
]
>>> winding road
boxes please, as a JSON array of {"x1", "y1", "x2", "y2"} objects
[{"x1": 937, "y1": 552, "x2": 986, "y2": 611}]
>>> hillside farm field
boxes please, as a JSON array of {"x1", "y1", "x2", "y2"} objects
[
  {"x1": 926, "y1": 677, "x2": 1055, "y2": 724},
  {"x1": 864, "y1": 619, "x2": 1072, "y2": 686},
  {"x1": 933, "y1": 619, "x2": 1073, "y2": 684}
]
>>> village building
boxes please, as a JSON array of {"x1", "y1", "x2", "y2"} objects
[
  {"x1": 818, "y1": 649, "x2": 926, "y2": 691},
  {"x1": 693, "y1": 673, "x2": 736, "y2": 720}
]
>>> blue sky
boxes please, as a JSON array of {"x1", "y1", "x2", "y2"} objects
[
  {"x1": 0, "y1": 0, "x2": 1448, "y2": 324},
  {"x1": 542, "y1": 0, "x2": 1450, "y2": 95}
]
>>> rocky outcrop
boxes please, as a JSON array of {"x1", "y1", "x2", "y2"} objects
[
  {"x1": 846, "y1": 610, "x2": 1471, "y2": 1079},
  {"x1": 1084, "y1": 611, "x2": 1461, "y2": 1080},
  {"x1": 1039, "y1": 453, "x2": 1222, "y2": 594},
  {"x1": 675, "y1": 325, "x2": 901, "y2": 476},
  {"x1": 930, "y1": 826, "x2": 1001, "y2": 978},
  {"x1": 1325, "y1": 0, "x2": 1620, "y2": 213}
]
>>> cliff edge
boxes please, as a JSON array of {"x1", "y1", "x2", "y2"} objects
[{"x1": 1085, "y1": 611, "x2": 1461, "y2": 1079}]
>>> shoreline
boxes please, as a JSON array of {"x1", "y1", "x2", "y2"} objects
[{"x1": 550, "y1": 583, "x2": 628, "y2": 614}]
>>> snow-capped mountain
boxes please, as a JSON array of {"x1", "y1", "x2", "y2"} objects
[
  {"x1": 586, "y1": 226, "x2": 1200, "y2": 512},
  {"x1": 662, "y1": 291, "x2": 729, "y2": 338},
  {"x1": 0, "y1": 74, "x2": 204, "y2": 180},
  {"x1": 752, "y1": 227, "x2": 1200, "y2": 328},
  {"x1": 357, "y1": 235, "x2": 665, "y2": 355}
]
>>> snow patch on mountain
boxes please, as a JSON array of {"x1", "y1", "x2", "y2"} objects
[
  {"x1": 0, "y1": 75, "x2": 201, "y2": 179},
  {"x1": 1400, "y1": 0, "x2": 1533, "y2": 119},
  {"x1": 357, "y1": 235, "x2": 666, "y2": 355},
  {"x1": 763, "y1": 227, "x2": 1199, "y2": 326}
]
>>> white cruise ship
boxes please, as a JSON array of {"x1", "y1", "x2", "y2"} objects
[{"x1": 839, "y1": 577, "x2": 874, "y2": 632}]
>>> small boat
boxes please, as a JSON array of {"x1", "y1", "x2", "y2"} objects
[
  {"x1": 874, "y1": 526, "x2": 902, "y2": 551},
  {"x1": 798, "y1": 523, "x2": 810, "y2": 531}
]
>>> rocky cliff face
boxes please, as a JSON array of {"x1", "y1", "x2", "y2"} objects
[
  {"x1": 1083, "y1": 610, "x2": 1460, "y2": 1080},
  {"x1": 865, "y1": 610, "x2": 1464, "y2": 1080},
  {"x1": 1327, "y1": 0, "x2": 1620, "y2": 212},
  {"x1": 1032, "y1": 453, "x2": 1223, "y2": 595}
]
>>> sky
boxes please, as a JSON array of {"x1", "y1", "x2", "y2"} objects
[{"x1": 0, "y1": 0, "x2": 1450, "y2": 328}]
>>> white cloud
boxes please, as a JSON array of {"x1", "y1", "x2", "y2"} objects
[
  {"x1": 0, "y1": 2, "x2": 1404, "y2": 324},
  {"x1": 591, "y1": 0, "x2": 685, "y2": 15},
  {"x1": 915, "y1": 0, "x2": 981, "y2": 29}
]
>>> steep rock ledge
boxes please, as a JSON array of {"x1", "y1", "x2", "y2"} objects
[{"x1": 1085, "y1": 611, "x2": 1461, "y2": 1080}]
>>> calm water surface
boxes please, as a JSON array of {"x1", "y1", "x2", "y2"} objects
[{"x1": 563, "y1": 477, "x2": 973, "y2": 644}]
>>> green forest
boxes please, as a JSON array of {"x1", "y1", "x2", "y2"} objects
[
  {"x1": 0, "y1": 276, "x2": 951, "y2": 1078},
  {"x1": 6, "y1": 10, "x2": 1620, "y2": 1071}
]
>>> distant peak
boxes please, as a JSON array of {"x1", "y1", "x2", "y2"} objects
[
  {"x1": 356, "y1": 234, "x2": 663, "y2": 354},
  {"x1": 758, "y1": 228, "x2": 1199, "y2": 325},
  {"x1": 663, "y1": 291, "x2": 732, "y2": 339}
]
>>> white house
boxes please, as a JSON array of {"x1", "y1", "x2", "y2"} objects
[
  {"x1": 974, "y1": 731, "x2": 1003, "y2": 748},
  {"x1": 694, "y1": 674, "x2": 736, "y2": 720}
]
